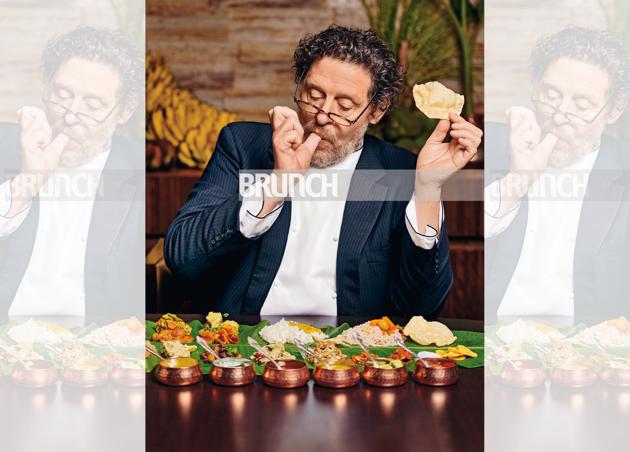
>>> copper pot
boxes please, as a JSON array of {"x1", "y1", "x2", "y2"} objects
[
  {"x1": 413, "y1": 358, "x2": 459, "y2": 386},
  {"x1": 62, "y1": 365, "x2": 108, "y2": 388},
  {"x1": 110, "y1": 362, "x2": 145, "y2": 387},
  {"x1": 361, "y1": 363, "x2": 408, "y2": 387},
  {"x1": 262, "y1": 359, "x2": 309, "y2": 388},
  {"x1": 210, "y1": 360, "x2": 256, "y2": 386},
  {"x1": 551, "y1": 366, "x2": 597, "y2": 388},
  {"x1": 600, "y1": 364, "x2": 630, "y2": 387},
  {"x1": 154, "y1": 358, "x2": 202, "y2": 386},
  {"x1": 500, "y1": 360, "x2": 547, "y2": 388},
  {"x1": 11, "y1": 360, "x2": 58, "y2": 388},
  {"x1": 313, "y1": 363, "x2": 360, "y2": 389}
]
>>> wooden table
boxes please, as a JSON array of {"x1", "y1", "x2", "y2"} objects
[{"x1": 146, "y1": 315, "x2": 483, "y2": 452}]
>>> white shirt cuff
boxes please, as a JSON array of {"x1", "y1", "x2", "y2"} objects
[
  {"x1": 404, "y1": 196, "x2": 444, "y2": 250},
  {"x1": 238, "y1": 180, "x2": 284, "y2": 239},
  {"x1": 484, "y1": 179, "x2": 521, "y2": 238},
  {"x1": 0, "y1": 179, "x2": 31, "y2": 237}
]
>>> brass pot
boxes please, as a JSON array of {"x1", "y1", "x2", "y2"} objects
[
  {"x1": 313, "y1": 363, "x2": 360, "y2": 389},
  {"x1": 154, "y1": 358, "x2": 202, "y2": 386},
  {"x1": 110, "y1": 362, "x2": 145, "y2": 387},
  {"x1": 500, "y1": 360, "x2": 547, "y2": 388},
  {"x1": 551, "y1": 366, "x2": 597, "y2": 388},
  {"x1": 11, "y1": 360, "x2": 58, "y2": 388},
  {"x1": 62, "y1": 366, "x2": 108, "y2": 388},
  {"x1": 210, "y1": 360, "x2": 256, "y2": 386},
  {"x1": 361, "y1": 363, "x2": 408, "y2": 387},
  {"x1": 262, "y1": 359, "x2": 309, "y2": 389},
  {"x1": 413, "y1": 358, "x2": 459, "y2": 386},
  {"x1": 600, "y1": 364, "x2": 630, "y2": 387}
]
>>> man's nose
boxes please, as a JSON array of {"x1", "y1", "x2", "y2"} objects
[
  {"x1": 316, "y1": 98, "x2": 336, "y2": 126},
  {"x1": 552, "y1": 97, "x2": 572, "y2": 125},
  {"x1": 63, "y1": 99, "x2": 82, "y2": 126}
]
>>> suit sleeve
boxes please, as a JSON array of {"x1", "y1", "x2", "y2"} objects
[
  {"x1": 390, "y1": 210, "x2": 454, "y2": 318},
  {"x1": 164, "y1": 125, "x2": 261, "y2": 278}
]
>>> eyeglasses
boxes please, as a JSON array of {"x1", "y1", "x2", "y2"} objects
[
  {"x1": 531, "y1": 95, "x2": 607, "y2": 127},
  {"x1": 42, "y1": 96, "x2": 119, "y2": 127},
  {"x1": 293, "y1": 79, "x2": 376, "y2": 127}
]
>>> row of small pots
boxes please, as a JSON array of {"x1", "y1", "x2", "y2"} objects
[{"x1": 155, "y1": 357, "x2": 459, "y2": 388}]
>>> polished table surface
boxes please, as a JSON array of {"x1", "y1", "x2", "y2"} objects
[{"x1": 146, "y1": 315, "x2": 483, "y2": 452}]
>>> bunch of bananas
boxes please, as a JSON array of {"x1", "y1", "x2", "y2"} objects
[{"x1": 146, "y1": 52, "x2": 238, "y2": 170}]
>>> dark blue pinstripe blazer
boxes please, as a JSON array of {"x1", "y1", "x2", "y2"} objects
[{"x1": 164, "y1": 122, "x2": 453, "y2": 316}]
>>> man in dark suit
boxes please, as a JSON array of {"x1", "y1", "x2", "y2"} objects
[
  {"x1": 165, "y1": 26, "x2": 483, "y2": 316},
  {"x1": 485, "y1": 27, "x2": 630, "y2": 322},
  {"x1": 0, "y1": 27, "x2": 144, "y2": 321}
]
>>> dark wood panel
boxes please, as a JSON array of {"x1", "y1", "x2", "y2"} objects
[
  {"x1": 441, "y1": 240, "x2": 484, "y2": 320},
  {"x1": 444, "y1": 201, "x2": 483, "y2": 238},
  {"x1": 146, "y1": 169, "x2": 201, "y2": 236}
]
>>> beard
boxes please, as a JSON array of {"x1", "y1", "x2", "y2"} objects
[
  {"x1": 51, "y1": 119, "x2": 116, "y2": 168},
  {"x1": 302, "y1": 118, "x2": 367, "y2": 168},
  {"x1": 539, "y1": 120, "x2": 600, "y2": 168}
]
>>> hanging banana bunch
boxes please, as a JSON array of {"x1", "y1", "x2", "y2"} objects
[{"x1": 146, "y1": 51, "x2": 238, "y2": 170}]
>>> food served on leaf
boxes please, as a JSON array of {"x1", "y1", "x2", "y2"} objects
[
  {"x1": 0, "y1": 343, "x2": 43, "y2": 364},
  {"x1": 151, "y1": 313, "x2": 193, "y2": 343},
  {"x1": 435, "y1": 345, "x2": 478, "y2": 361},
  {"x1": 486, "y1": 338, "x2": 532, "y2": 365},
  {"x1": 162, "y1": 340, "x2": 197, "y2": 359},
  {"x1": 47, "y1": 341, "x2": 96, "y2": 369},
  {"x1": 330, "y1": 320, "x2": 404, "y2": 346},
  {"x1": 388, "y1": 347, "x2": 414, "y2": 363},
  {"x1": 80, "y1": 316, "x2": 144, "y2": 348},
  {"x1": 212, "y1": 357, "x2": 252, "y2": 368},
  {"x1": 403, "y1": 316, "x2": 456, "y2": 346},
  {"x1": 304, "y1": 341, "x2": 346, "y2": 366},
  {"x1": 259, "y1": 319, "x2": 327, "y2": 344},
  {"x1": 352, "y1": 351, "x2": 378, "y2": 365},
  {"x1": 366, "y1": 358, "x2": 405, "y2": 369},
  {"x1": 197, "y1": 311, "x2": 239, "y2": 344},
  {"x1": 568, "y1": 317, "x2": 630, "y2": 348},
  {"x1": 495, "y1": 319, "x2": 563, "y2": 345},
  {"x1": 158, "y1": 356, "x2": 199, "y2": 369},
  {"x1": 250, "y1": 343, "x2": 295, "y2": 365},
  {"x1": 413, "y1": 81, "x2": 464, "y2": 119},
  {"x1": 369, "y1": 316, "x2": 400, "y2": 334},
  {"x1": 8, "y1": 319, "x2": 75, "y2": 344},
  {"x1": 200, "y1": 344, "x2": 242, "y2": 363}
]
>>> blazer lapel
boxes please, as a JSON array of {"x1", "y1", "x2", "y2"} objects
[
  {"x1": 336, "y1": 140, "x2": 389, "y2": 314},
  {"x1": 85, "y1": 144, "x2": 139, "y2": 313},
  {"x1": 574, "y1": 140, "x2": 627, "y2": 312}
]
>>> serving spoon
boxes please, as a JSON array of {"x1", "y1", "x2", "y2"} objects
[
  {"x1": 353, "y1": 333, "x2": 391, "y2": 365},
  {"x1": 393, "y1": 336, "x2": 434, "y2": 367},
  {"x1": 293, "y1": 339, "x2": 331, "y2": 369},
  {"x1": 195, "y1": 336, "x2": 222, "y2": 361},
  {"x1": 144, "y1": 344, "x2": 165, "y2": 361},
  {"x1": 247, "y1": 337, "x2": 283, "y2": 370}
]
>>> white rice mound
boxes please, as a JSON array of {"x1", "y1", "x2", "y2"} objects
[
  {"x1": 8, "y1": 319, "x2": 75, "y2": 345},
  {"x1": 259, "y1": 319, "x2": 327, "y2": 344},
  {"x1": 331, "y1": 322, "x2": 403, "y2": 347}
]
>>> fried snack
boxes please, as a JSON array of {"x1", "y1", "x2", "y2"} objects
[
  {"x1": 198, "y1": 323, "x2": 239, "y2": 345},
  {"x1": 151, "y1": 314, "x2": 193, "y2": 343},
  {"x1": 369, "y1": 316, "x2": 399, "y2": 334},
  {"x1": 436, "y1": 345, "x2": 478, "y2": 361},
  {"x1": 413, "y1": 81, "x2": 464, "y2": 119},
  {"x1": 305, "y1": 341, "x2": 345, "y2": 365},
  {"x1": 352, "y1": 351, "x2": 378, "y2": 365},
  {"x1": 403, "y1": 316, "x2": 457, "y2": 346},
  {"x1": 388, "y1": 347, "x2": 414, "y2": 363}
]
